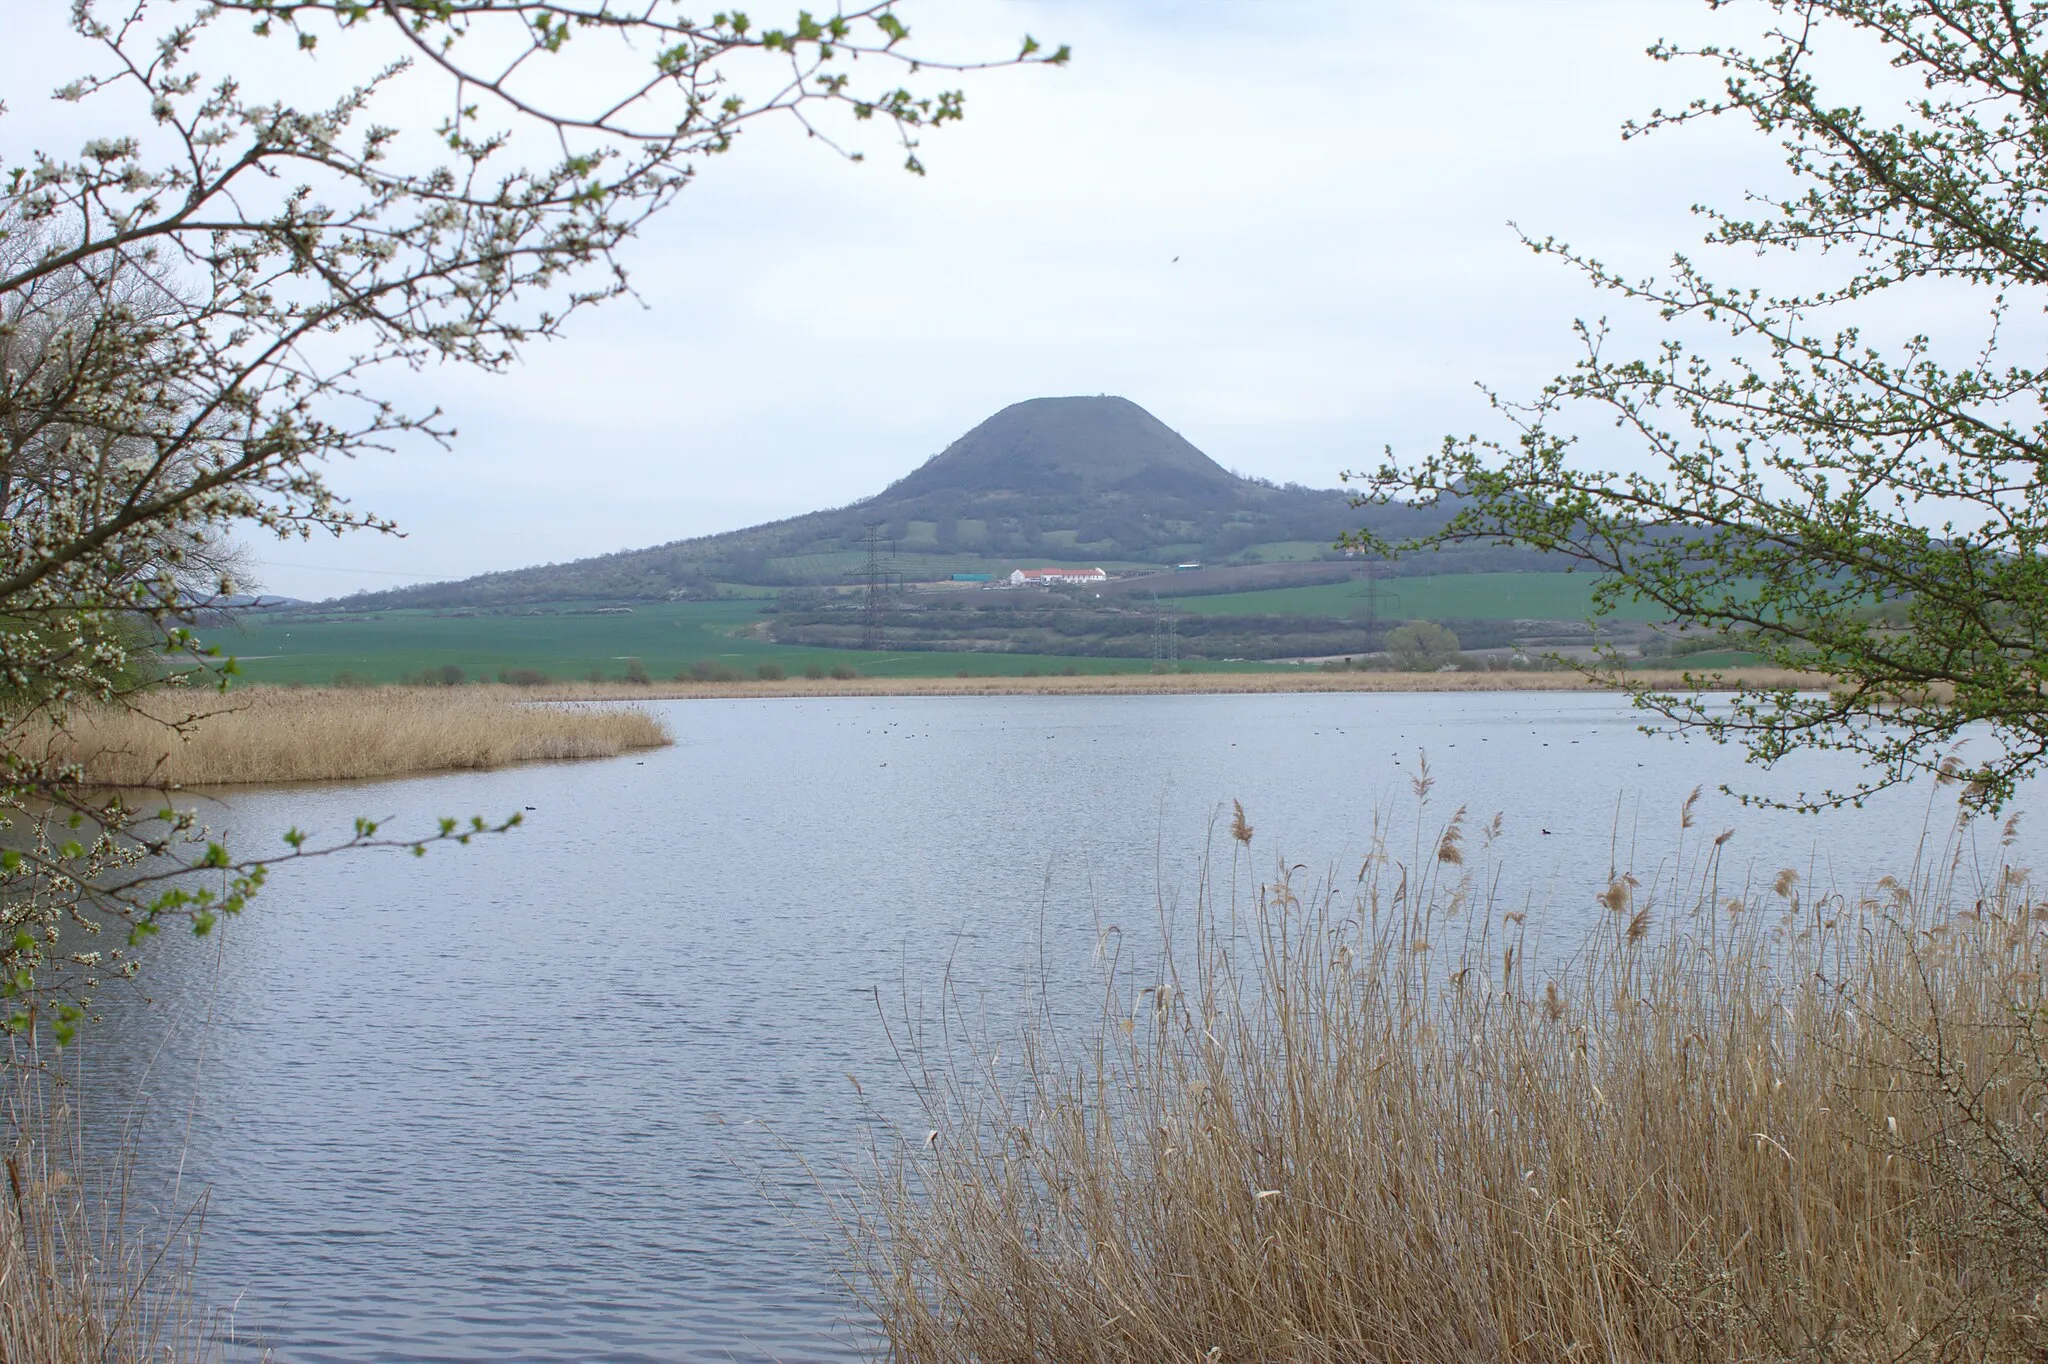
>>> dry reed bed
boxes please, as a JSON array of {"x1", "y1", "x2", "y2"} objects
[
  {"x1": 530, "y1": 667, "x2": 1820, "y2": 703},
  {"x1": 37, "y1": 686, "x2": 670, "y2": 787},
  {"x1": 850, "y1": 792, "x2": 2048, "y2": 1362},
  {"x1": 0, "y1": 1055, "x2": 208, "y2": 1362}
]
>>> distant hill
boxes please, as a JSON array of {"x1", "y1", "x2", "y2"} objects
[
  {"x1": 335, "y1": 395, "x2": 1519, "y2": 609},
  {"x1": 886, "y1": 395, "x2": 1245, "y2": 503}
]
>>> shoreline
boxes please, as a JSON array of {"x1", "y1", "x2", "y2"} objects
[
  {"x1": 46, "y1": 669, "x2": 1816, "y2": 789},
  {"x1": 512, "y1": 666, "x2": 1821, "y2": 703}
]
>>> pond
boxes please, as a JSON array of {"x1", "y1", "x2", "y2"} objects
[{"x1": 77, "y1": 692, "x2": 2039, "y2": 1361}]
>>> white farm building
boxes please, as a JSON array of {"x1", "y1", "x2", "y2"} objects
[{"x1": 1008, "y1": 566, "x2": 1109, "y2": 586}]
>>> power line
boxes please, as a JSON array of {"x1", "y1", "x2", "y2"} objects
[
  {"x1": 845, "y1": 522, "x2": 894, "y2": 651},
  {"x1": 1150, "y1": 592, "x2": 1179, "y2": 667},
  {"x1": 1360, "y1": 564, "x2": 1401, "y2": 652}
]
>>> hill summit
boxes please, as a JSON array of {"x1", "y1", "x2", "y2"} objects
[
  {"x1": 337, "y1": 396, "x2": 1452, "y2": 608},
  {"x1": 886, "y1": 395, "x2": 1245, "y2": 502}
]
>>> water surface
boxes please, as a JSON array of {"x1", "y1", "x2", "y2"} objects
[{"x1": 80, "y1": 692, "x2": 2038, "y2": 1360}]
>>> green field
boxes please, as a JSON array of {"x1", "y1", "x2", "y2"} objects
[
  {"x1": 219, "y1": 600, "x2": 1286, "y2": 685},
  {"x1": 1172, "y1": 572, "x2": 1673, "y2": 622},
  {"x1": 214, "y1": 571, "x2": 1746, "y2": 685}
]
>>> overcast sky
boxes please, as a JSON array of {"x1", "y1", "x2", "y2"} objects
[{"x1": 13, "y1": 1, "x2": 1790, "y2": 601}]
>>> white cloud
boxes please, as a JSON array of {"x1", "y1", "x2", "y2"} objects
[{"x1": 6, "y1": 1, "x2": 1806, "y2": 599}]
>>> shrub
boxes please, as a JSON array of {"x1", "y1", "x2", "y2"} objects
[
  {"x1": 497, "y1": 668, "x2": 552, "y2": 687},
  {"x1": 756, "y1": 663, "x2": 786, "y2": 681},
  {"x1": 1386, "y1": 619, "x2": 1460, "y2": 671},
  {"x1": 330, "y1": 670, "x2": 374, "y2": 689},
  {"x1": 828, "y1": 664, "x2": 859, "y2": 680},
  {"x1": 623, "y1": 658, "x2": 651, "y2": 685},
  {"x1": 398, "y1": 664, "x2": 468, "y2": 687},
  {"x1": 803, "y1": 664, "x2": 826, "y2": 680},
  {"x1": 1671, "y1": 631, "x2": 1742, "y2": 658}
]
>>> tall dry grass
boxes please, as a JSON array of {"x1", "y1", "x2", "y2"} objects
[
  {"x1": 37, "y1": 685, "x2": 670, "y2": 786},
  {"x1": 0, "y1": 1053, "x2": 211, "y2": 1361},
  {"x1": 849, "y1": 783, "x2": 2048, "y2": 1361}
]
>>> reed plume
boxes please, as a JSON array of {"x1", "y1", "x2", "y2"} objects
[{"x1": 846, "y1": 792, "x2": 2048, "y2": 1362}]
